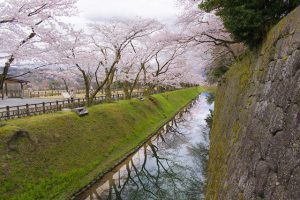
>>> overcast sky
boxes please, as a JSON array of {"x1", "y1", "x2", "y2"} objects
[{"x1": 70, "y1": 0, "x2": 181, "y2": 27}]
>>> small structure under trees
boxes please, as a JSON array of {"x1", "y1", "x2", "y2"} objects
[{"x1": 1, "y1": 75, "x2": 29, "y2": 99}]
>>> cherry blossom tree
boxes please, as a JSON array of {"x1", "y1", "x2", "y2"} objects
[
  {"x1": 116, "y1": 28, "x2": 202, "y2": 95},
  {"x1": 42, "y1": 67, "x2": 80, "y2": 92},
  {"x1": 176, "y1": 0, "x2": 244, "y2": 83},
  {"x1": 139, "y1": 31, "x2": 188, "y2": 93},
  {"x1": 0, "y1": 0, "x2": 78, "y2": 96},
  {"x1": 47, "y1": 28, "x2": 104, "y2": 104},
  {"x1": 0, "y1": 0, "x2": 214, "y2": 103},
  {"x1": 45, "y1": 18, "x2": 163, "y2": 105},
  {"x1": 117, "y1": 35, "x2": 162, "y2": 99},
  {"x1": 177, "y1": 0, "x2": 235, "y2": 47},
  {"x1": 89, "y1": 18, "x2": 163, "y2": 101},
  {"x1": 116, "y1": 49, "x2": 139, "y2": 99}
]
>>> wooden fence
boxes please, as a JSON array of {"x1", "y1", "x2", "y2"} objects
[
  {"x1": 0, "y1": 91, "x2": 149, "y2": 120},
  {"x1": 2, "y1": 90, "x2": 23, "y2": 98},
  {"x1": 25, "y1": 90, "x2": 86, "y2": 98}
]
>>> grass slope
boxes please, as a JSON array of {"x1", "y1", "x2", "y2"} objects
[{"x1": 0, "y1": 87, "x2": 202, "y2": 200}]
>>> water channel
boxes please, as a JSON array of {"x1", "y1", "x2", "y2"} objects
[{"x1": 75, "y1": 93, "x2": 214, "y2": 200}]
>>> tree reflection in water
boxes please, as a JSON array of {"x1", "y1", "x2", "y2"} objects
[{"x1": 78, "y1": 94, "x2": 214, "y2": 200}]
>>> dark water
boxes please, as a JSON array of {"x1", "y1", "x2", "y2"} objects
[{"x1": 76, "y1": 94, "x2": 214, "y2": 200}]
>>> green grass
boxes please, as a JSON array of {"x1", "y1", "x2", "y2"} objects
[{"x1": 0, "y1": 87, "x2": 203, "y2": 200}]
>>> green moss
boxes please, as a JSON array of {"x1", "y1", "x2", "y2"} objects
[
  {"x1": 247, "y1": 97, "x2": 253, "y2": 107},
  {"x1": 239, "y1": 192, "x2": 245, "y2": 200},
  {"x1": 0, "y1": 87, "x2": 203, "y2": 200},
  {"x1": 282, "y1": 55, "x2": 289, "y2": 61},
  {"x1": 231, "y1": 122, "x2": 241, "y2": 145}
]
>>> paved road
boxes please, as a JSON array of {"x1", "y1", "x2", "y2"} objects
[{"x1": 0, "y1": 98, "x2": 61, "y2": 108}]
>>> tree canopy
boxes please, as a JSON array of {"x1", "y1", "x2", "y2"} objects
[{"x1": 200, "y1": 0, "x2": 300, "y2": 47}]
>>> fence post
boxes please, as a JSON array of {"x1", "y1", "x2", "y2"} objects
[
  {"x1": 26, "y1": 104, "x2": 29, "y2": 116},
  {"x1": 42, "y1": 102, "x2": 46, "y2": 113},
  {"x1": 17, "y1": 106, "x2": 20, "y2": 118},
  {"x1": 35, "y1": 104, "x2": 38, "y2": 114},
  {"x1": 56, "y1": 101, "x2": 59, "y2": 111},
  {"x1": 6, "y1": 106, "x2": 10, "y2": 119}
]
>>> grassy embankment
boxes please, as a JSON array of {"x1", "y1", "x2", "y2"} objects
[{"x1": 0, "y1": 87, "x2": 203, "y2": 199}]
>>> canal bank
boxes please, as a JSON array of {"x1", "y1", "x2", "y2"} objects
[
  {"x1": 0, "y1": 87, "x2": 203, "y2": 199},
  {"x1": 74, "y1": 93, "x2": 214, "y2": 200}
]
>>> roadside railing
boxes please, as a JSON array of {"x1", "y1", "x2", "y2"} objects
[
  {"x1": 28, "y1": 90, "x2": 64, "y2": 98},
  {"x1": 2, "y1": 91, "x2": 23, "y2": 98},
  {"x1": 0, "y1": 91, "x2": 150, "y2": 120},
  {"x1": 24, "y1": 89, "x2": 125, "y2": 98},
  {"x1": 25, "y1": 90, "x2": 87, "y2": 98}
]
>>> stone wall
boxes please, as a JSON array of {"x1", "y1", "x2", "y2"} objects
[{"x1": 206, "y1": 6, "x2": 300, "y2": 200}]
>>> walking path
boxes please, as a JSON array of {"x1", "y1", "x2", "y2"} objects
[{"x1": 0, "y1": 98, "x2": 61, "y2": 107}]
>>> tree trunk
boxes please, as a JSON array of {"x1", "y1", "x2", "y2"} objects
[
  {"x1": 144, "y1": 84, "x2": 155, "y2": 96},
  {"x1": 0, "y1": 56, "x2": 14, "y2": 99},
  {"x1": 89, "y1": 57, "x2": 120, "y2": 102},
  {"x1": 123, "y1": 81, "x2": 130, "y2": 99},
  {"x1": 129, "y1": 64, "x2": 144, "y2": 98},
  {"x1": 62, "y1": 78, "x2": 69, "y2": 93},
  {"x1": 79, "y1": 70, "x2": 91, "y2": 106},
  {"x1": 105, "y1": 70, "x2": 115, "y2": 102},
  {"x1": 157, "y1": 86, "x2": 164, "y2": 93}
]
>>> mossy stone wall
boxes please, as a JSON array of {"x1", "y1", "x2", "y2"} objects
[{"x1": 206, "y1": 6, "x2": 300, "y2": 200}]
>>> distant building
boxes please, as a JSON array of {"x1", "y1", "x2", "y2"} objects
[{"x1": 1, "y1": 75, "x2": 30, "y2": 99}]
